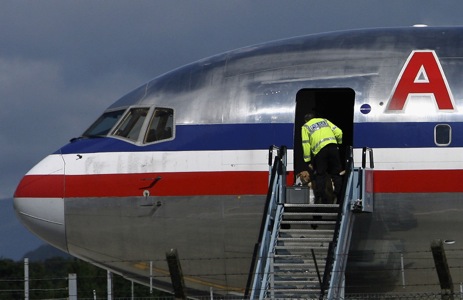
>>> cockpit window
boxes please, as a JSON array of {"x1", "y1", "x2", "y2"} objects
[
  {"x1": 112, "y1": 107, "x2": 149, "y2": 141},
  {"x1": 144, "y1": 108, "x2": 174, "y2": 143},
  {"x1": 83, "y1": 109, "x2": 125, "y2": 137}
]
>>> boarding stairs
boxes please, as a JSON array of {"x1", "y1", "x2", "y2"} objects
[{"x1": 248, "y1": 146, "x2": 374, "y2": 300}]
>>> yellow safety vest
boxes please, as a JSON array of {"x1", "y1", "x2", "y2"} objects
[{"x1": 301, "y1": 118, "x2": 343, "y2": 162}]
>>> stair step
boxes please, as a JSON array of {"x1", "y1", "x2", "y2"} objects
[
  {"x1": 275, "y1": 245, "x2": 329, "y2": 250},
  {"x1": 273, "y1": 262, "x2": 316, "y2": 267},
  {"x1": 274, "y1": 259, "x2": 326, "y2": 266},
  {"x1": 273, "y1": 279, "x2": 319, "y2": 285},
  {"x1": 274, "y1": 269, "x2": 319, "y2": 274},
  {"x1": 282, "y1": 211, "x2": 337, "y2": 216},
  {"x1": 279, "y1": 229, "x2": 334, "y2": 234},
  {"x1": 274, "y1": 246, "x2": 330, "y2": 252},
  {"x1": 277, "y1": 245, "x2": 330, "y2": 252},
  {"x1": 273, "y1": 270, "x2": 320, "y2": 277},
  {"x1": 281, "y1": 220, "x2": 337, "y2": 225},
  {"x1": 264, "y1": 294, "x2": 321, "y2": 299},
  {"x1": 266, "y1": 288, "x2": 320, "y2": 299},
  {"x1": 284, "y1": 204, "x2": 339, "y2": 208},
  {"x1": 274, "y1": 259, "x2": 313, "y2": 264},
  {"x1": 278, "y1": 237, "x2": 332, "y2": 242},
  {"x1": 284, "y1": 203, "x2": 339, "y2": 212},
  {"x1": 277, "y1": 239, "x2": 330, "y2": 244},
  {"x1": 273, "y1": 254, "x2": 321, "y2": 260},
  {"x1": 273, "y1": 278, "x2": 321, "y2": 284},
  {"x1": 274, "y1": 270, "x2": 318, "y2": 276},
  {"x1": 273, "y1": 282, "x2": 320, "y2": 289},
  {"x1": 283, "y1": 212, "x2": 338, "y2": 217},
  {"x1": 279, "y1": 234, "x2": 334, "y2": 240},
  {"x1": 273, "y1": 262, "x2": 314, "y2": 267}
]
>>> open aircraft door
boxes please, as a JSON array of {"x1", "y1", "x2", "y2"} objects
[{"x1": 294, "y1": 88, "x2": 355, "y2": 179}]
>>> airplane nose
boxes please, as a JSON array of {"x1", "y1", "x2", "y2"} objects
[
  {"x1": 14, "y1": 197, "x2": 67, "y2": 252},
  {"x1": 13, "y1": 154, "x2": 68, "y2": 252}
]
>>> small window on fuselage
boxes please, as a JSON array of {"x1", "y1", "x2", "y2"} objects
[
  {"x1": 112, "y1": 107, "x2": 149, "y2": 141},
  {"x1": 144, "y1": 108, "x2": 174, "y2": 143},
  {"x1": 83, "y1": 109, "x2": 125, "y2": 137},
  {"x1": 435, "y1": 124, "x2": 451, "y2": 146}
]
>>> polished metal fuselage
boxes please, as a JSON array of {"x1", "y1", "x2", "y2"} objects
[{"x1": 14, "y1": 26, "x2": 463, "y2": 296}]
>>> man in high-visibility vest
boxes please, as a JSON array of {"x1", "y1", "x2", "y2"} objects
[{"x1": 301, "y1": 112, "x2": 343, "y2": 204}]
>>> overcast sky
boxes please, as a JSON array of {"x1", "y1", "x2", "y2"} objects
[{"x1": 1, "y1": 1, "x2": 463, "y2": 200}]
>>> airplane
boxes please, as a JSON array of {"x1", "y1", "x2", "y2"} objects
[{"x1": 13, "y1": 25, "x2": 463, "y2": 297}]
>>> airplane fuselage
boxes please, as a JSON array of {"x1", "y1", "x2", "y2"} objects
[{"x1": 14, "y1": 26, "x2": 463, "y2": 296}]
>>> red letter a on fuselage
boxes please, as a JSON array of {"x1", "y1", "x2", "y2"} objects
[{"x1": 387, "y1": 50, "x2": 454, "y2": 111}]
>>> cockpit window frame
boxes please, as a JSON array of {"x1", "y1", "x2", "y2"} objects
[
  {"x1": 111, "y1": 107, "x2": 151, "y2": 142},
  {"x1": 143, "y1": 107, "x2": 175, "y2": 145},
  {"x1": 82, "y1": 105, "x2": 175, "y2": 145},
  {"x1": 82, "y1": 108, "x2": 126, "y2": 138}
]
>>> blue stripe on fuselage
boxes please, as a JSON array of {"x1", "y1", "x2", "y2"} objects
[
  {"x1": 354, "y1": 122, "x2": 463, "y2": 148},
  {"x1": 56, "y1": 122, "x2": 462, "y2": 154}
]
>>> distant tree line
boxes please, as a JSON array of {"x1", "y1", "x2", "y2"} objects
[{"x1": 0, "y1": 257, "x2": 169, "y2": 299}]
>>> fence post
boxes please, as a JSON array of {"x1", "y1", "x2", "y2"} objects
[
  {"x1": 107, "y1": 270, "x2": 113, "y2": 300},
  {"x1": 24, "y1": 258, "x2": 29, "y2": 300},
  {"x1": 431, "y1": 239, "x2": 453, "y2": 300},
  {"x1": 69, "y1": 273, "x2": 77, "y2": 300},
  {"x1": 150, "y1": 260, "x2": 153, "y2": 294},
  {"x1": 132, "y1": 280, "x2": 135, "y2": 300}
]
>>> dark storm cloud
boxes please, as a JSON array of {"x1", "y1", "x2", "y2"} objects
[{"x1": 1, "y1": 0, "x2": 463, "y2": 199}]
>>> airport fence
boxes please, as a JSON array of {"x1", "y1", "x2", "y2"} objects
[
  {"x1": 50, "y1": 292, "x2": 463, "y2": 300},
  {"x1": 3, "y1": 292, "x2": 463, "y2": 299},
  {"x1": 59, "y1": 292, "x2": 463, "y2": 300},
  {"x1": 3, "y1": 257, "x2": 463, "y2": 299}
]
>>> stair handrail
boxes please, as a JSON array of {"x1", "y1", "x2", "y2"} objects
[
  {"x1": 326, "y1": 160, "x2": 356, "y2": 299},
  {"x1": 321, "y1": 146, "x2": 354, "y2": 298},
  {"x1": 326, "y1": 147, "x2": 375, "y2": 299},
  {"x1": 362, "y1": 147, "x2": 374, "y2": 169},
  {"x1": 248, "y1": 145, "x2": 287, "y2": 300}
]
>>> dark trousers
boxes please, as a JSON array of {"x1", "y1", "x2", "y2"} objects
[{"x1": 313, "y1": 143, "x2": 342, "y2": 204}]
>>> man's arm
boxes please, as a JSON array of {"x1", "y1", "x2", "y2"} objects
[
  {"x1": 328, "y1": 120, "x2": 343, "y2": 144},
  {"x1": 301, "y1": 125, "x2": 312, "y2": 162}
]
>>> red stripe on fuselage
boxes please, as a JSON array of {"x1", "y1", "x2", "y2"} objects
[
  {"x1": 15, "y1": 172, "x2": 274, "y2": 198},
  {"x1": 374, "y1": 169, "x2": 463, "y2": 193},
  {"x1": 15, "y1": 169, "x2": 463, "y2": 198},
  {"x1": 14, "y1": 174, "x2": 64, "y2": 198}
]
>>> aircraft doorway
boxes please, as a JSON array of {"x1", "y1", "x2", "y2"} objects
[{"x1": 294, "y1": 88, "x2": 355, "y2": 176}]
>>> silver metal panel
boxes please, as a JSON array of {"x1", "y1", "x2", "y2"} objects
[
  {"x1": 62, "y1": 192, "x2": 463, "y2": 295},
  {"x1": 108, "y1": 27, "x2": 463, "y2": 125},
  {"x1": 347, "y1": 193, "x2": 463, "y2": 293},
  {"x1": 65, "y1": 195, "x2": 264, "y2": 294},
  {"x1": 14, "y1": 197, "x2": 67, "y2": 252}
]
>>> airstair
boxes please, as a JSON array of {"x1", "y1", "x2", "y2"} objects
[{"x1": 247, "y1": 146, "x2": 374, "y2": 299}]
